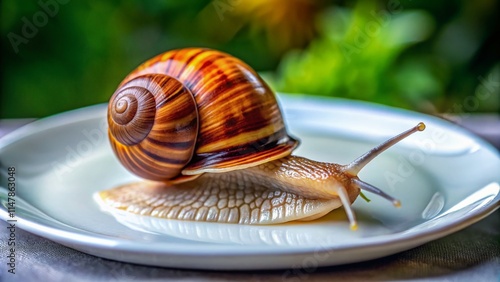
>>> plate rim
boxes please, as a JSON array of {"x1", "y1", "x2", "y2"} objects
[
  {"x1": 1, "y1": 191, "x2": 498, "y2": 270},
  {"x1": 1, "y1": 94, "x2": 499, "y2": 269}
]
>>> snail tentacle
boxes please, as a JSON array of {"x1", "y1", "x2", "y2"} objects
[
  {"x1": 352, "y1": 178, "x2": 401, "y2": 207},
  {"x1": 343, "y1": 122, "x2": 426, "y2": 176},
  {"x1": 334, "y1": 185, "x2": 358, "y2": 230}
]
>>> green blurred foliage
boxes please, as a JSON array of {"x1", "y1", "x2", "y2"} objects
[
  {"x1": 270, "y1": 0, "x2": 499, "y2": 114},
  {"x1": 271, "y1": 2, "x2": 438, "y2": 110},
  {"x1": 1, "y1": 0, "x2": 499, "y2": 118}
]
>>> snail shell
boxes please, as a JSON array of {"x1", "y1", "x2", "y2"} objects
[{"x1": 107, "y1": 48, "x2": 297, "y2": 181}]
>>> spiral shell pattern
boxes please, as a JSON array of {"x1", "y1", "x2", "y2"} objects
[
  {"x1": 110, "y1": 48, "x2": 298, "y2": 181},
  {"x1": 108, "y1": 74, "x2": 198, "y2": 180}
]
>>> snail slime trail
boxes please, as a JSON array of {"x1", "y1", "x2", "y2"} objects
[{"x1": 98, "y1": 48, "x2": 426, "y2": 229}]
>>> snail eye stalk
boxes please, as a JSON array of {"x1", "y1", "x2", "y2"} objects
[{"x1": 343, "y1": 122, "x2": 426, "y2": 177}]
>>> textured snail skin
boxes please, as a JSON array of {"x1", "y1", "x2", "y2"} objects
[
  {"x1": 108, "y1": 48, "x2": 297, "y2": 182},
  {"x1": 98, "y1": 156, "x2": 359, "y2": 224},
  {"x1": 100, "y1": 121, "x2": 424, "y2": 226}
]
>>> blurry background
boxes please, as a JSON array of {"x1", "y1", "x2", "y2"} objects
[{"x1": 1, "y1": 0, "x2": 499, "y2": 118}]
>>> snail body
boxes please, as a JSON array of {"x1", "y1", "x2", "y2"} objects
[
  {"x1": 100, "y1": 156, "x2": 350, "y2": 225},
  {"x1": 100, "y1": 48, "x2": 425, "y2": 229}
]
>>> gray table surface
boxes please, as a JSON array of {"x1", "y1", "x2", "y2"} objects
[{"x1": 1, "y1": 115, "x2": 499, "y2": 282}]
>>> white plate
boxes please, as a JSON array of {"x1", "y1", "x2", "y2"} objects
[{"x1": 1, "y1": 95, "x2": 499, "y2": 270}]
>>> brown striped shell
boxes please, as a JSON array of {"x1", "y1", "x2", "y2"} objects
[{"x1": 108, "y1": 48, "x2": 298, "y2": 182}]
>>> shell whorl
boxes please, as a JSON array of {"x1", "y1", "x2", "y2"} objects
[
  {"x1": 120, "y1": 48, "x2": 298, "y2": 179},
  {"x1": 108, "y1": 81, "x2": 156, "y2": 146},
  {"x1": 108, "y1": 74, "x2": 199, "y2": 181}
]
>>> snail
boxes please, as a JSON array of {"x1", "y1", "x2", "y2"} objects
[{"x1": 98, "y1": 48, "x2": 425, "y2": 230}]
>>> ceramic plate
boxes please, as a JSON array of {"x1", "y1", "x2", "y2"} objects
[{"x1": 1, "y1": 95, "x2": 499, "y2": 270}]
